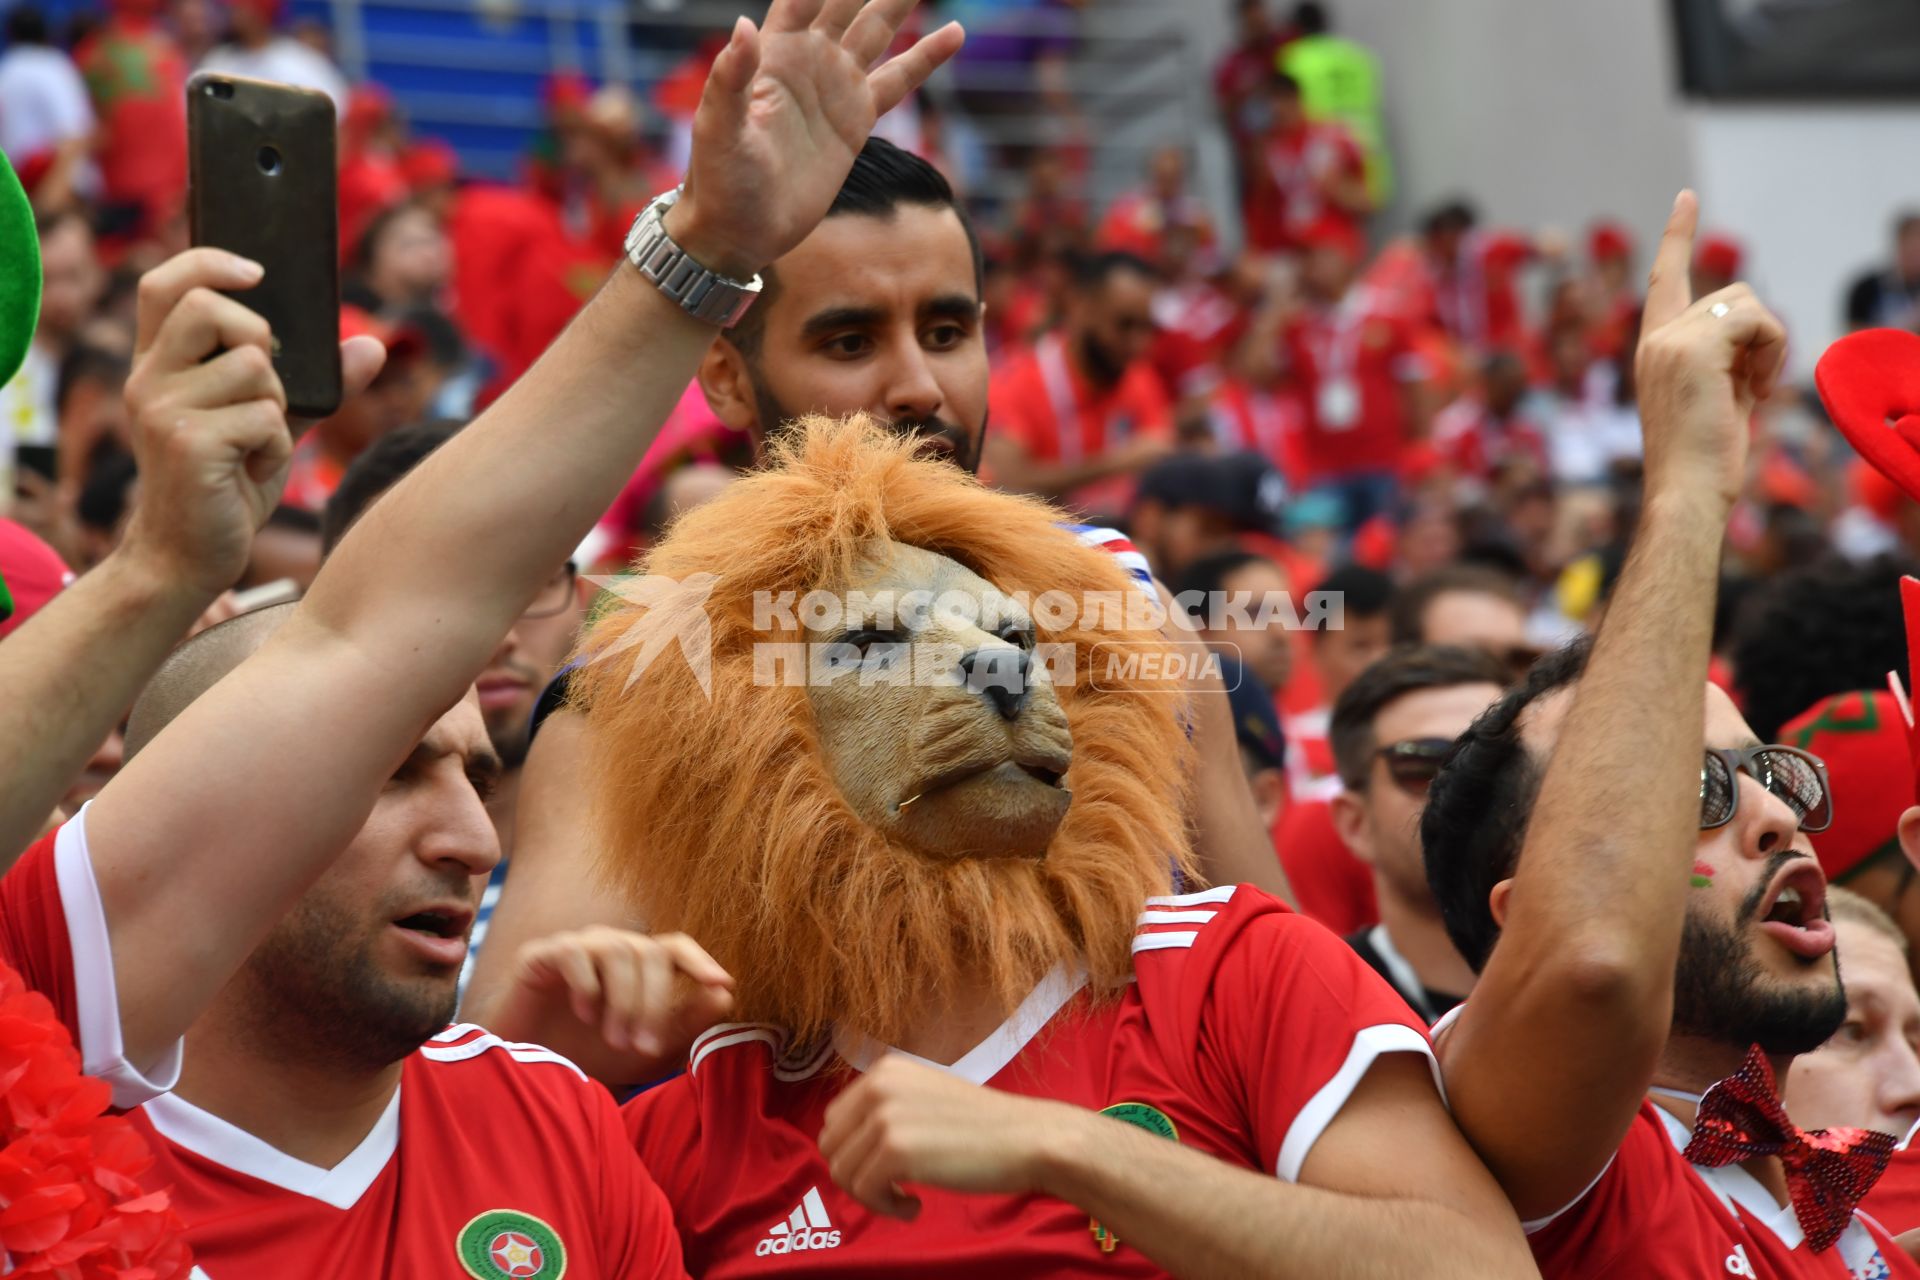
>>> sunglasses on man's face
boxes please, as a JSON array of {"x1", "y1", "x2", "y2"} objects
[
  {"x1": 1699, "y1": 744, "x2": 1832, "y2": 833},
  {"x1": 1375, "y1": 738, "x2": 1455, "y2": 796}
]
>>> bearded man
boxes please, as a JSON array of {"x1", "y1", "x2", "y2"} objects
[
  {"x1": 528, "y1": 415, "x2": 1536, "y2": 1279},
  {"x1": 1418, "y1": 195, "x2": 1916, "y2": 1277}
]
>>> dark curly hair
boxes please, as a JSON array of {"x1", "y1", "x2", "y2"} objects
[
  {"x1": 1421, "y1": 637, "x2": 1593, "y2": 973},
  {"x1": 1729, "y1": 553, "x2": 1916, "y2": 741}
]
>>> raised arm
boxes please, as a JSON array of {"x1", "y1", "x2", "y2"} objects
[
  {"x1": 84, "y1": 0, "x2": 964, "y2": 1071},
  {"x1": 1436, "y1": 193, "x2": 1786, "y2": 1219},
  {"x1": 0, "y1": 250, "x2": 385, "y2": 865}
]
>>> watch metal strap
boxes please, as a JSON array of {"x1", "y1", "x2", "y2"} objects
[{"x1": 624, "y1": 207, "x2": 762, "y2": 329}]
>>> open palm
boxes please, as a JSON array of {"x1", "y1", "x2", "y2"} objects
[{"x1": 679, "y1": 0, "x2": 964, "y2": 276}]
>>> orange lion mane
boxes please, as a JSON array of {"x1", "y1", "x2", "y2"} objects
[{"x1": 572, "y1": 415, "x2": 1196, "y2": 1050}]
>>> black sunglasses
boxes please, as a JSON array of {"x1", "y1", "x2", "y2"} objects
[
  {"x1": 1375, "y1": 738, "x2": 1454, "y2": 796},
  {"x1": 1700, "y1": 744, "x2": 1832, "y2": 833}
]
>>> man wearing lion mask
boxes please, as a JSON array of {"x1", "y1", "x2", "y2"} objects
[{"x1": 552, "y1": 414, "x2": 1535, "y2": 1278}]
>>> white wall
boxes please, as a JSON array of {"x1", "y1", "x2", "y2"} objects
[
  {"x1": 1691, "y1": 105, "x2": 1920, "y2": 379},
  {"x1": 1309, "y1": 0, "x2": 1694, "y2": 254},
  {"x1": 1180, "y1": 0, "x2": 1920, "y2": 380}
]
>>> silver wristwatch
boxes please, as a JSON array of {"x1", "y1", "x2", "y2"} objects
[{"x1": 623, "y1": 187, "x2": 763, "y2": 328}]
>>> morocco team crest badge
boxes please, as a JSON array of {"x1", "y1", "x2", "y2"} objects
[
  {"x1": 457, "y1": 1209, "x2": 568, "y2": 1278},
  {"x1": 1090, "y1": 1103, "x2": 1179, "y2": 1254}
]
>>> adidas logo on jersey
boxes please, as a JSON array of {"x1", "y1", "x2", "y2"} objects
[{"x1": 755, "y1": 1187, "x2": 842, "y2": 1256}]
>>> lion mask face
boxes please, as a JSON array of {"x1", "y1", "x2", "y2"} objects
[
  {"x1": 572, "y1": 415, "x2": 1196, "y2": 1048},
  {"x1": 806, "y1": 541, "x2": 1073, "y2": 861}
]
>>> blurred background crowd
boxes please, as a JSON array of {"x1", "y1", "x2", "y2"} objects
[{"x1": 5, "y1": 0, "x2": 1920, "y2": 966}]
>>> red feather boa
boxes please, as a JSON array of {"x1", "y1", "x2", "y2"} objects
[{"x1": 0, "y1": 963, "x2": 188, "y2": 1278}]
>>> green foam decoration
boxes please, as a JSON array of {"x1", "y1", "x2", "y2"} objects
[
  {"x1": 0, "y1": 153, "x2": 41, "y2": 390},
  {"x1": 0, "y1": 566, "x2": 12, "y2": 625}
]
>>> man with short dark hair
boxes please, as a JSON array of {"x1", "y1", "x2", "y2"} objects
[
  {"x1": 1388, "y1": 563, "x2": 1532, "y2": 675},
  {"x1": 1330, "y1": 645, "x2": 1504, "y2": 1022},
  {"x1": 1845, "y1": 211, "x2": 1920, "y2": 332},
  {"x1": 1176, "y1": 547, "x2": 1295, "y2": 696},
  {"x1": 984, "y1": 250, "x2": 1174, "y2": 520},
  {"x1": 1420, "y1": 196, "x2": 1914, "y2": 1276}
]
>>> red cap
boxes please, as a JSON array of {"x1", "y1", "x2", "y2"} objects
[
  {"x1": 1784, "y1": 689, "x2": 1912, "y2": 879},
  {"x1": 1588, "y1": 220, "x2": 1633, "y2": 263},
  {"x1": 400, "y1": 140, "x2": 457, "y2": 191},
  {"x1": 1695, "y1": 232, "x2": 1743, "y2": 280},
  {"x1": 0, "y1": 519, "x2": 72, "y2": 639}
]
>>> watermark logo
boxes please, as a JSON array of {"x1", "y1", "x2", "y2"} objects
[
  {"x1": 576, "y1": 575, "x2": 1341, "y2": 700},
  {"x1": 581, "y1": 572, "x2": 719, "y2": 697}
]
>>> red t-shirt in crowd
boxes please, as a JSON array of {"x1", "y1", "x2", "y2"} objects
[
  {"x1": 1284, "y1": 291, "x2": 1427, "y2": 482},
  {"x1": 1524, "y1": 1100, "x2": 1918, "y2": 1279},
  {"x1": 1430, "y1": 396, "x2": 1550, "y2": 482},
  {"x1": 624, "y1": 885, "x2": 1430, "y2": 1278},
  {"x1": 1366, "y1": 232, "x2": 1533, "y2": 355},
  {"x1": 990, "y1": 333, "x2": 1172, "y2": 519},
  {"x1": 1096, "y1": 191, "x2": 1216, "y2": 267},
  {"x1": 1271, "y1": 795, "x2": 1378, "y2": 936},
  {"x1": 1862, "y1": 1129, "x2": 1920, "y2": 1237},
  {"x1": 75, "y1": 17, "x2": 187, "y2": 235},
  {"x1": 1150, "y1": 283, "x2": 1248, "y2": 401},
  {"x1": 11, "y1": 815, "x2": 688, "y2": 1278},
  {"x1": 1206, "y1": 379, "x2": 1308, "y2": 485},
  {"x1": 1245, "y1": 121, "x2": 1365, "y2": 255}
]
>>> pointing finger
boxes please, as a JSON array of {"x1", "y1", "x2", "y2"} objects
[
  {"x1": 814, "y1": 0, "x2": 865, "y2": 43},
  {"x1": 134, "y1": 249, "x2": 262, "y2": 355},
  {"x1": 763, "y1": 0, "x2": 825, "y2": 34},
  {"x1": 1643, "y1": 189, "x2": 1699, "y2": 336}
]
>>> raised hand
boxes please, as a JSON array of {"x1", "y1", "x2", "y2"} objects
[
  {"x1": 1633, "y1": 191, "x2": 1786, "y2": 508},
  {"x1": 668, "y1": 0, "x2": 965, "y2": 279},
  {"x1": 492, "y1": 926, "x2": 735, "y2": 1064},
  {"x1": 122, "y1": 249, "x2": 386, "y2": 596}
]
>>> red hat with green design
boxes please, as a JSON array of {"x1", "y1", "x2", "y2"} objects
[{"x1": 1782, "y1": 690, "x2": 1910, "y2": 879}]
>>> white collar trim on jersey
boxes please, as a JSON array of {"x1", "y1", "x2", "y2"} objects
[
  {"x1": 142, "y1": 1085, "x2": 401, "y2": 1211},
  {"x1": 834, "y1": 965, "x2": 1085, "y2": 1086}
]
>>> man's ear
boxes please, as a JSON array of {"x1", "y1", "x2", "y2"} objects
[
  {"x1": 1488, "y1": 877, "x2": 1515, "y2": 930},
  {"x1": 1898, "y1": 805, "x2": 1920, "y2": 875},
  {"x1": 1248, "y1": 767, "x2": 1287, "y2": 830},
  {"x1": 1330, "y1": 789, "x2": 1375, "y2": 865},
  {"x1": 697, "y1": 338, "x2": 759, "y2": 435}
]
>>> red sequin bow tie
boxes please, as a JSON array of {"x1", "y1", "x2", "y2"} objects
[{"x1": 1680, "y1": 1044, "x2": 1897, "y2": 1252}]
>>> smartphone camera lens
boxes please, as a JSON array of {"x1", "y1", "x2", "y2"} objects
[
  {"x1": 205, "y1": 80, "x2": 233, "y2": 99},
  {"x1": 256, "y1": 145, "x2": 282, "y2": 176}
]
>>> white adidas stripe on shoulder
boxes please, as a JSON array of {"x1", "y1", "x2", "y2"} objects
[
  {"x1": 421, "y1": 1024, "x2": 587, "y2": 1080},
  {"x1": 1132, "y1": 930, "x2": 1200, "y2": 954},
  {"x1": 1144, "y1": 885, "x2": 1239, "y2": 908},
  {"x1": 690, "y1": 1023, "x2": 786, "y2": 1077},
  {"x1": 1137, "y1": 907, "x2": 1218, "y2": 925}
]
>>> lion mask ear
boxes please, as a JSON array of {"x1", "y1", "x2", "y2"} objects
[
  {"x1": 1816, "y1": 328, "x2": 1920, "y2": 801},
  {"x1": 0, "y1": 154, "x2": 40, "y2": 391}
]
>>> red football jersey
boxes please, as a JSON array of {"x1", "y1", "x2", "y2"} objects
[
  {"x1": 1862, "y1": 1130, "x2": 1920, "y2": 1237},
  {"x1": 133, "y1": 1025, "x2": 689, "y2": 1279},
  {"x1": 989, "y1": 333, "x2": 1173, "y2": 521},
  {"x1": 1245, "y1": 122, "x2": 1366, "y2": 255},
  {"x1": 0, "y1": 813, "x2": 182, "y2": 1109},
  {"x1": 1284, "y1": 292, "x2": 1428, "y2": 482},
  {"x1": 1527, "y1": 1101, "x2": 1918, "y2": 1279},
  {"x1": 624, "y1": 884, "x2": 1431, "y2": 1278}
]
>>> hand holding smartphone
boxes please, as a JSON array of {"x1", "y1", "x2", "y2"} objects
[{"x1": 186, "y1": 73, "x2": 342, "y2": 418}]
